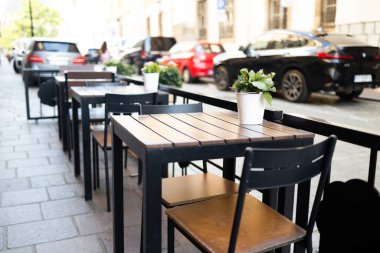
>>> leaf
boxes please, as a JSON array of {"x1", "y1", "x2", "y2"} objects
[{"x1": 262, "y1": 92, "x2": 273, "y2": 105}]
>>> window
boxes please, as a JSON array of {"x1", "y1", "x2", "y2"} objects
[
  {"x1": 33, "y1": 42, "x2": 79, "y2": 53},
  {"x1": 269, "y1": 0, "x2": 282, "y2": 29},
  {"x1": 219, "y1": 0, "x2": 234, "y2": 39},
  {"x1": 197, "y1": 0, "x2": 207, "y2": 40},
  {"x1": 321, "y1": 0, "x2": 336, "y2": 28}
]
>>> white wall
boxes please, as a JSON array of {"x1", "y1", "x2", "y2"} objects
[
  {"x1": 336, "y1": 0, "x2": 380, "y2": 25},
  {"x1": 290, "y1": 0, "x2": 316, "y2": 31}
]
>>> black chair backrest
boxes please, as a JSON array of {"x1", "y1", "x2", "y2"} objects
[
  {"x1": 140, "y1": 103, "x2": 203, "y2": 115},
  {"x1": 228, "y1": 135, "x2": 337, "y2": 253},
  {"x1": 103, "y1": 93, "x2": 157, "y2": 147},
  {"x1": 86, "y1": 82, "x2": 125, "y2": 87}
]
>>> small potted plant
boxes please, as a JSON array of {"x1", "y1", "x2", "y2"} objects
[
  {"x1": 232, "y1": 68, "x2": 276, "y2": 124},
  {"x1": 159, "y1": 63, "x2": 183, "y2": 88},
  {"x1": 142, "y1": 62, "x2": 161, "y2": 92},
  {"x1": 104, "y1": 61, "x2": 135, "y2": 76}
]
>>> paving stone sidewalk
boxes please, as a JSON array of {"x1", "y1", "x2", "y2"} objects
[{"x1": 0, "y1": 61, "x2": 379, "y2": 253}]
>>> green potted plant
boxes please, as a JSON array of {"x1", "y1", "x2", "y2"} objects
[
  {"x1": 104, "y1": 61, "x2": 135, "y2": 76},
  {"x1": 142, "y1": 61, "x2": 161, "y2": 92},
  {"x1": 232, "y1": 68, "x2": 276, "y2": 124},
  {"x1": 159, "y1": 63, "x2": 183, "y2": 88}
]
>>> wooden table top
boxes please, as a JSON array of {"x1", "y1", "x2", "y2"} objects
[
  {"x1": 112, "y1": 111, "x2": 314, "y2": 149},
  {"x1": 70, "y1": 85, "x2": 147, "y2": 98}
]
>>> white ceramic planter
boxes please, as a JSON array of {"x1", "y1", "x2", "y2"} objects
[
  {"x1": 143, "y1": 73, "x2": 159, "y2": 92},
  {"x1": 236, "y1": 92, "x2": 265, "y2": 124}
]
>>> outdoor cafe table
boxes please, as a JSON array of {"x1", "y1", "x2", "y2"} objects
[
  {"x1": 71, "y1": 85, "x2": 168, "y2": 200},
  {"x1": 111, "y1": 112, "x2": 315, "y2": 253}
]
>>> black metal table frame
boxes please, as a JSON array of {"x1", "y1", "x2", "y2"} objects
[
  {"x1": 111, "y1": 118, "x2": 314, "y2": 253},
  {"x1": 71, "y1": 89, "x2": 169, "y2": 200}
]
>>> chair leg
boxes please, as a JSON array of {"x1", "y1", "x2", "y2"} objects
[
  {"x1": 92, "y1": 137, "x2": 97, "y2": 191},
  {"x1": 95, "y1": 143, "x2": 100, "y2": 188},
  {"x1": 172, "y1": 163, "x2": 175, "y2": 177},
  {"x1": 138, "y1": 159, "x2": 143, "y2": 185},
  {"x1": 124, "y1": 147, "x2": 128, "y2": 170},
  {"x1": 202, "y1": 160, "x2": 208, "y2": 173},
  {"x1": 67, "y1": 120, "x2": 72, "y2": 160},
  {"x1": 104, "y1": 150, "x2": 111, "y2": 212},
  {"x1": 168, "y1": 218, "x2": 175, "y2": 253}
]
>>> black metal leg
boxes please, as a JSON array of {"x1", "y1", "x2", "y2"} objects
[
  {"x1": 294, "y1": 180, "x2": 311, "y2": 253},
  {"x1": 104, "y1": 148, "x2": 111, "y2": 212},
  {"x1": 56, "y1": 82, "x2": 62, "y2": 139},
  {"x1": 60, "y1": 85, "x2": 68, "y2": 151},
  {"x1": 142, "y1": 152, "x2": 163, "y2": 253},
  {"x1": 112, "y1": 126, "x2": 124, "y2": 253},
  {"x1": 223, "y1": 158, "x2": 236, "y2": 181},
  {"x1": 92, "y1": 138, "x2": 97, "y2": 191},
  {"x1": 168, "y1": 219, "x2": 175, "y2": 253},
  {"x1": 72, "y1": 99, "x2": 80, "y2": 177},
  {"x1": 138, "y1": 159, "x2": 143, "y2": 185},
  {"x1": 368, "y1": 148, "x2": 377, "y2": 187},
  {"x1": 81, "y1": 101, "x2": 92, "y2": 200}
]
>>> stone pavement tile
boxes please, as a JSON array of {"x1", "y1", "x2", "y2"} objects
[
  {"x1": 8, "y1": 158, "x2": 49, "y2": 169},
  {"x1": 47, "y1": 183, "x2": 83, "y2": 200},
  {"x1": 0, "y1": 204, "x2": 42, "y2": 226},
  {"x1": 0, "y1": 153, "x2": 27, "y2": 162},
  {"x1": 0, "y1": 246, "x2": 34, "y2": 253},
  {"x1": 75, "y1": 212, "x2": 112, "y2": 235},
  {"x1": 63, "y1": 173, "x2": 81, "y2": 184},
  {"x1": 15, "y1": 144, "x2": 50, "y2": 152},
  {"x1": 0, "y1": 169, "x2": 15, "y2": 180},
  {"x1": 1, "y1": 139, "x2": 38, "y2": 147},
  {"x1": 0, "y1": 135, "x2": 19, "y2": 142},
  {"x1": 27, "y1": 149, "x2": 63, "y2": 159},
  {"x1": 37, "y1": 136, "x2": 60, "y2": 144},
  {"x1": 41, "y1": 197, "x2": 91, "y2": 219},
  {"x1": 0, "y1": 227, "x2": 3, "y2": 250},
  {"x1": 122, "y1": 189, "x2": 142, "y2": 209},
  {"x1": 48, "y1": 156, "x2": 70, "y2": 165},
  {"x1": 7, "y1": 218, "x2": 78, "y2": 248},
  {"x1": 18, "y1": 164, "x2": 69, "y2": 178},
  {"x1": 1, "y1": 188, "x2": 48, "y2": 207},
  {"x1": 0, "y1": 161, "x2": 6, "y2": 170},
  {"x1": 31, "y1": 174, "x2": 65, "y2": 188},
  {"x1": 0, "y1": 178, "x2": 29, "y2": 193},
  {"x1": 0, "y1": 146, "x2": 14, "y2": 154},
  {"x1": 48, "y1": 142, "x2": 63, "y2": 150},
  {"x1": 100, "y1": 227, "x2": 141, "y2": 253},
  {"x1": 36, "y1": 235, "x2": 104, "y2": 253}
]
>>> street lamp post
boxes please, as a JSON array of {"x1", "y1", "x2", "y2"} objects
[{"x1": 29, "y1": 0, "x2": 34, "y2": 37}]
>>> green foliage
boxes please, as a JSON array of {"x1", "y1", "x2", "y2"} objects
[
  {"x1": 232, "y1": 68, "x2": 277, "y2": 105},
  {"x1": 159, "y1": 65, "x2": 182, "y2": 88},
  {"x1": 105, "y1": 61, "x2": 135, "y2": 76},
  {"x1": 0, "y1": 0, "x2": 62, "y2": 48},
  {"x1": 142, "y1": 62, "x2": 161, "y2": 73}
]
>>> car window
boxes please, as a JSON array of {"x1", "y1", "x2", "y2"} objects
[
  {"x1": 248, "y1": 34, "x2": 272, "y2": 51},
  {"x1": 33, "y1": 42, "x2": 79, "y2": 53},
  {"x1": 195, "y1": 44, "x2": 224, "y2": 54},
  {"x1": 286, "y1": 35, "x2": 317, "y2": 48},
  {"x1": 149, "y1": 37, "x2": 176, "y2": 51},
  {"x1": 266, "y1": 34, "x2": 289, "y2": 50}
]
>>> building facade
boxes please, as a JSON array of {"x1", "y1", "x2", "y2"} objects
[{"x1": 108, "y1": 0, "x2": 380, "y2": 52}]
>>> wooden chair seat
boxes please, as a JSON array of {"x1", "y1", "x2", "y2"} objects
[
  {"x1": 162, "y1": 173, "x2": 239, "y2": 207},
  {"x1": 166, "y1": 194, "x2": 306, "y2": 253},
  {"x1": 91, "y1": 125, "x2": 127, "y2": 149}
]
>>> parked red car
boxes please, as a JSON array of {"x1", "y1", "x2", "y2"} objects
[{"x1": 160, "y1": 41, "x2": 225, "y2": 83}]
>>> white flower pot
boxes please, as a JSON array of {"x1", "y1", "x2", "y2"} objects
[
  {"x1": 236, "y1": 92, "x2": 265, "y2": 124},
  {"x1": 143, "y1": 73, "x2": 159, "y2": 92}
]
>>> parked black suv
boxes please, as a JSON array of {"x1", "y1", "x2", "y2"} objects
[{"x1": 122, "y1": 36, "x2": 176, "y2": 74}]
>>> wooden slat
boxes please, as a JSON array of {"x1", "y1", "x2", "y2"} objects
[
  {"x1": 171, "y1": 114, "x2": 249, "y2": 144},
  {"x1": 262, "y1": 120, "x2": 315, "y2": 139},
  {"x1": 113, "y1": 115, "x2": 172, "y2": 148},
  {"x1": 151, "y1": 114, "x2": 224, "y2": 145},
  {"x1": 208, "y1": 112, "x2": 294, "y2": 140},
  {"x1": 189, "y1": 113, "x2": 272, "y2": 142},
  {"x1": 133, "y1": 115, "x2": 199, "y2": 147}
]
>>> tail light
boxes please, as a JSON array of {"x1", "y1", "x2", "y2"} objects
[
  {"x1": 27, "y1": 54, "x2": 44, "y2": 63},
  {"x1": 316, "y1": 52, "x2": 353, "y2": 60},
  {"x1": 375, "y1": 55, "x2": 380, "y2": 60},
  {"x1": 72, "y1": 56, "x2": 85, "y2": 64},
  {"x1": 141, "y1": 50, "x2": 147, "y2": 59}
]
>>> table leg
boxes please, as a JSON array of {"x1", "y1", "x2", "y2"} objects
[
  {"x1": 112, "y1": 126, "x2": 124, "y2": 253},
  {"x1": 223, "y1": 158, "x2": 236, "y2": 181},
  {"x1": 80, "y1": 101, "x2": 92, "y2": 200},
  {"x1": 60, "y1": 84, "x2": 68, "y2": 151},
  {"x1": 143, "y1": 152, "x2": 162, "y2": 253},
  {"x1": 56, "y1": 83, "x2": 62, "y2": 140},
  {"x1": 72, "y1": 99, "x2": 80, "y2": 177}
]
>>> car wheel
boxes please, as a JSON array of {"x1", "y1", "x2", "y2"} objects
[
  {"x1": 182, "y1": 67, "x2": 195, "y2": 83},
  {"x1": 336, "y1": 89, "x2": 364, "y2": 100},
  {"x1": 13, "y1": 60, "x2": 21, "y2": 74},
  {"x1": 281, "y1": 69, "x2": 310, "y2": 102},
  {"x1": 214, "y1": 66, "x2": 230, "y2": 91}
]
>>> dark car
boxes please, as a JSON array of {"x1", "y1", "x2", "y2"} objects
[
  {"x1": 214, "y1": 30, "x2": 380, "y2": 102},
  {"x1": 160, "y1": 41, "x2": 224, "y2": 83},
  {"x1": 122, "y1": 36, "x2": 176, "y2": 74},
  {"x1": 84, "y1": 48, "x2": 100, "y2": 64}
]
